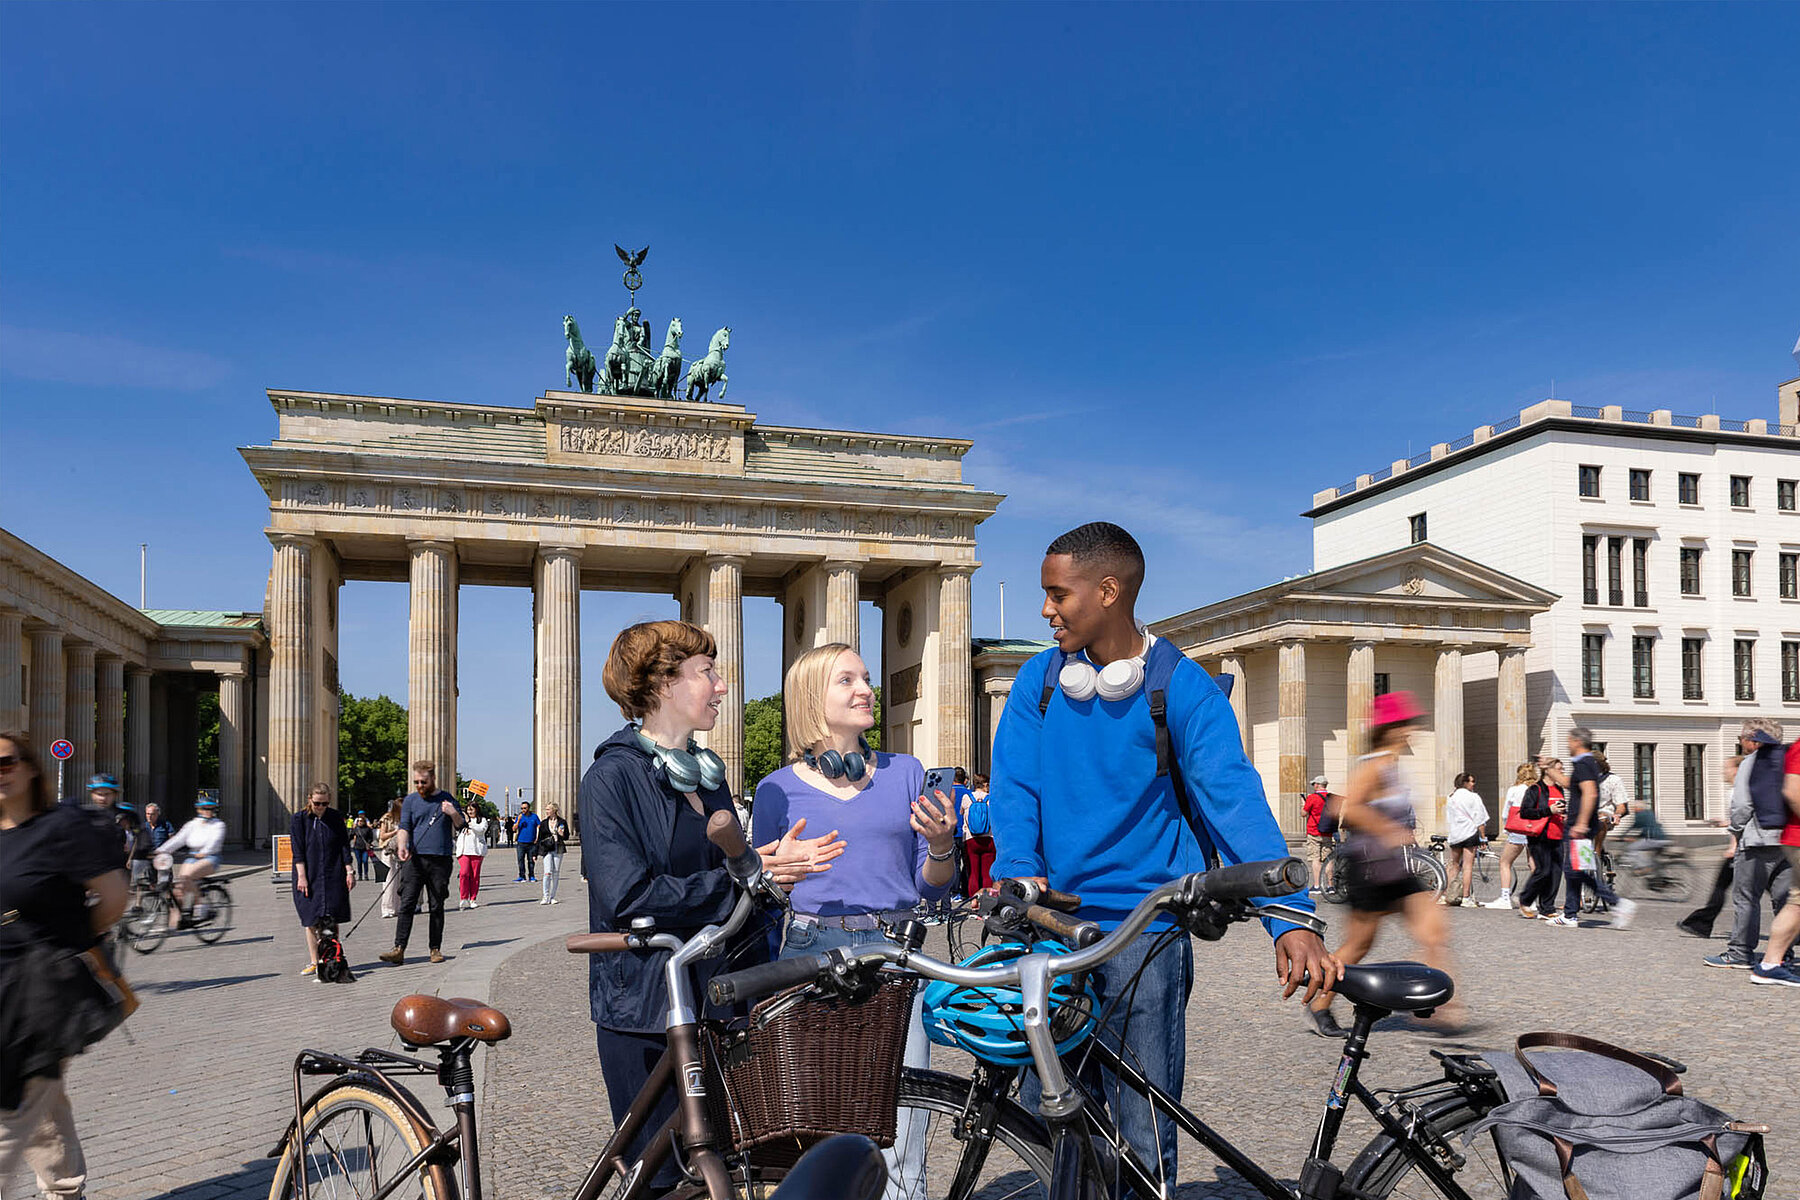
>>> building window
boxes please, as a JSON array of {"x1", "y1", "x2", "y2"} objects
[
  {"x1": 1734, "y1": 638, "x2": 1755, "y2": 701},
  {"x1": 1779, "y1": 479, "x2": 1797, "y2": 511},
  {"x1": 1582, "y1": 633, "x2": 1605, "y2": 697},
  {"x1": 1579, "y1": 465, "x2": 1602, "y2": 498},
  {"x1": 1373, "y1": 672, "x2": 1391, "y2": 696},
  {"x1": 1634, "y1": 743, "x2": 1655, "y2": 808},
  {"x1": 1730, "y1": 475, "x2": 1751, "y2": 507},
  {"x1": 1632, "y1": 636, "x2": 1655, "y2": 698},
  {"x1": 1409, "y1": 513, "x2": 1427, "y2": 545},
  {"x1": 1679, "y1": 473, "x2": 1701, "y2": 505},
  {"x1": 1731, "y1": 549, "x2": 1753, "y2": 597},
  {"x1": 1683, "y1": 745, "x2": 1705, "y2": 820},
  {"x1": 1629, "y1": 468, "x2": 1651, "y2": 501},
  {"x1": 1633, "y1": 538, "x2": 1650, "y2": 607},
  {"x1": 1681, "y1": 637, "x2": 1704, "y2": 699},
  {"x1": 1583, "y1": 535, "x2": 1600, "y2": 605},
  {"x1": 1607, "y1": 537, "x2": 1625, "y2": 606},
  {"x1": 1783, "y1": 641, "x2": 1800, "y2": 703},
  {"x1": 1680, "y1": 547, "x2": 1703, "y2": 596},
  {"x1": 1781, "y1": 551, "x2": 1797, "y2": 600}
]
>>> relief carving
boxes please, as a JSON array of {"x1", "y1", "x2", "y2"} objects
[
  {"x1": 573, "y1": 498, "x2": 598, "y2": 521},
  {"x1": 699, "y1": 502, "x2": 720, "y2": 526},
  {"x1": 534, "y1": 496, "x2": 555, "y2": 518},
  {"x1": 890, "y1": 663, "x2": 921, "y2": 706},
  {"x1": 350, "y1": 488, "x2": 371, "y2": 508},
  {"x1": 778, "y1": 508, "x2": 800, "y2": 530},
  {"x1": 559, "y1": 421, "x2": 731, "y2": 462},
  {"x1": 617, "y1": 500, "x2": 639, "y2": 523},
  {"x1": 894, "y1": 515, "x2": 917, "y2": 537},
  {"x1": 932, "y1": 517, "x2": 950, "y2": 538},
  {"x1": 486, "y1": 493, "x2": 509, "y2": 515},
  {"x1": 442, "y1": 491, "x2": 464, "y2": 513},
  {"x1": 395, "y1": 487, "x2": 420, "y2": 511},
  {"x1": 655, "y1": 501, "x2": 681, "y2": 525},
  {"x1": 854, "y1": 513, "x2": 876, "y2": 535},
  {"x1": 302, "y1": 482, "x2": 328, "y2": 506},
  {"x1": 817, "y1": 510, "x2": 841, "y2": 533}
]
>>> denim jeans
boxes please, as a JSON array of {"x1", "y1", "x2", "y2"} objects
[{"x1": 781, "y1": 917, "x2": 931, "y2": 1200}]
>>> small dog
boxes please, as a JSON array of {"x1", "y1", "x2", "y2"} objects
[{"x1": 314, "y1": 917, "x2": 355, "y2": 984}]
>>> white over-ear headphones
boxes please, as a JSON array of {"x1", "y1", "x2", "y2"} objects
[{"x1": 1058, "y1": 629, "x2": 1155, "y2": 703}]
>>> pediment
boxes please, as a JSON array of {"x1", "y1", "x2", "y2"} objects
[{"x1": 1301, "y1": 544, "x2": 1555, "y2": 607}]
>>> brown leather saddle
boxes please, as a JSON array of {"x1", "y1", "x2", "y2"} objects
[{"x1": 389, "y1": 994, "x2": 513, "y2": 1047}]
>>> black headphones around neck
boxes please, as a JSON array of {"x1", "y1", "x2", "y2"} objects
[
  {"x1": 635, "y1": 729, "x2": 726, "y2": 794},
  {"x1": 803, "y1": 736, "x2": 873, "y2": 782}
]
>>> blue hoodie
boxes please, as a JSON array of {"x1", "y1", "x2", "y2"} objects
[{"x1": 990, "y1": 644, "x2": 1310, "y2": 940}]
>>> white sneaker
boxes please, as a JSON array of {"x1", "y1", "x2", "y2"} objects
[
  {"x1": 1482, "y1": 893, "x2": 1513, "y2": 910},
  {"x1": 1610, "y1": 898, "x2": 1637, "y2": 930},
  {"x1": 467, "y1": 900, "x2": 479, "y2": 908},
  {"x1": 1546, "y1": 914, "x2": 1579, "y2": 928},
  {"x1": 548, "y1": 898, "x2": 559, "y2": 905}
]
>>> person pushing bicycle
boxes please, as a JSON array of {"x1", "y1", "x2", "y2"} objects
[{"x1": 989, "y1": 522, "x2": 1339, "y2": 1190}]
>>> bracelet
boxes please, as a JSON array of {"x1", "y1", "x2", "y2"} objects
[{"x1": 926, "y1": 847, "x2": 954, "y2": 862}]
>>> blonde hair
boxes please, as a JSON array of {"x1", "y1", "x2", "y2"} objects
[
  {"x1": 784, "y1": 642, "x2": 862, "y2": 762},
  {"x1": 1741, "y1": 717, "x2": 1784, "y2": 742},
  {"x1": 1514, "y1": 763, "x2": 1537, "y2": 785}
]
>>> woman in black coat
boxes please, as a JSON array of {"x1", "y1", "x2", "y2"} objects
[{"x1": 291, "y1": 782, "x2": 355, "y2": 977}]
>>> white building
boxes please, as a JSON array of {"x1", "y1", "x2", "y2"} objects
[{"x1": 1305, "y1": 379, "x2": 1800, "y2": 831}]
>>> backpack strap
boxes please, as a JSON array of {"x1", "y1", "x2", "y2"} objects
[
  {"x1": 1514, "y1": 1031, "x2": 1684, "y2": 1099},
  {"x1": 1145, "y1": 640, "x2": 1221, "y2": 868},
  {"x1": 1038, "y1": 650, "x2": 1064, "y2": 716}
]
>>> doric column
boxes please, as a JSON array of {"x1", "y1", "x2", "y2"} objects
[
  {"x1": 408, "y1": 540, "x2": 459, "y2": 787},
  {"x1": 1434, "y1": 648, "x2": 1465, "y2": 815},
  {"x1": 27, "y1": 626, "x2": 64, "y2": 758},
  {"x1": 218, "y1": 669, "x2": 248, "y2": 830},
  {"x1": 1497, "y1": 647, "x2": 1528, "y2": 784},
  {"x1": 0, "y1": 609, "x2": 23, "y2": 732},
  {"x1": 1276, "y1": 640, "x2": 1307, "y2": 836},
  {"x1": 705, "y1": 555, "x2": 747, "y2": 797},
  {"x1": 824, "y1": 561, "x2": 862, "y2": 656},
  {"x1": 64, "y1": 642, "x2": 96, "y2": 792},
  {"x1": 95, "y1": 656, "x2": 125, "y2": 785},
  {"x1": 126, "y1": 668, "x2": 152, "y2": 803},
  {"x1": 533, "y1": 547, "x2": 582, "y2": 821},
  {"x1": 268, "y1": 534, "x2": 315, "y2": 816},
  {"x1": 1346, "y1": 641, "x2": 1376, "y2": 760},
  {"x1": 937, "y1": 567, "x2": 975, "y2": 772},
  {"x1": 1219, "y1": 654, "x2": 1249, "y2": 755}
]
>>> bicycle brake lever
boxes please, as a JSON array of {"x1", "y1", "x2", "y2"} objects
[{"x1": 1257, "y1": 903, "x2": 1328, "y2": 936}]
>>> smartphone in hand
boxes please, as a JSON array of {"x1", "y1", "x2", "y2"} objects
[{"x1": 923, "y1": 767, "x2": 957, "y2": 797}]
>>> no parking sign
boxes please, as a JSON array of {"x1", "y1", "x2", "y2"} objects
[{"x1": 50, "y1": 739, "x2": 74, "y2": 760}]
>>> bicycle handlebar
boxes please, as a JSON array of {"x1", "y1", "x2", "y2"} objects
[
  {"x1": 1022, "y1": 904, "x2": 1103, "y2": 948},
  {"x1": 567, "y1": 931, "x2": 637, "y2": 954},
  {"x1": 707, "y1": 952, "x2": 831, "y2": 1007},
  {"x1": 1185, "y1": 857, "x2": 1308, "y2": 903},
  {"x1": 706, "y1": 810, "x2": 763, "y2": 885}
]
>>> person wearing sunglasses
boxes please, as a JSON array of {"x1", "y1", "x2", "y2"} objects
[{"x1": 291, "y1": 783, "x2": 355, "y2": 978}]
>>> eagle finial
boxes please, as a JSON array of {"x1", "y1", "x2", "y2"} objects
[{"x1": 614, "y1": 244, "x2": 649, "y2": 269}]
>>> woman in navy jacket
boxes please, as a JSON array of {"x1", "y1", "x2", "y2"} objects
[{"x1": 579, "y1": 620, "x2": 841, "y2": 1184}]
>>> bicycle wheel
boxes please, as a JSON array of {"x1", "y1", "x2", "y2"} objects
[
  {"x1": 195, "y1": 882, "x2": 234, "y2": 944},
  {"x1": 1341, "y1": 1093, "x2": 1509, "y2": 1199},
  {"x1": 267, "y1": 1077, "x2": 454, "y2": 1200},
  {"x1": 896, "y1": 1068, "x2": 1053, "y2": 1200},
  {"x1": 125, "y1": 892, "x2": 168, "y2": 954},
  {"x1": 1321, "y1": 851, "x2": 1351, "y2": 905},
  {"x1": 1405, "y1": 847, "x2": 1448, "y2": 898}
]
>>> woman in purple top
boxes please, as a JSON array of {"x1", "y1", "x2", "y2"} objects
[{"x1": 752, "y1": 642, "x2": 957, "y2": 1200}]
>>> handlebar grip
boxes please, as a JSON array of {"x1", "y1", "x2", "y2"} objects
[
  {"x1": 567, "y1": 932, "x2": 635, "y2": 954},
  {"x1": 1023, "y1": 904, "x2": 1103, "y2": 948},
  {"x1": 707, "y1": 810, "x2": 750, "y2": 858},
  {"x1": 1036, "y1": 886, "x2": 1082, "y2": 913},
  {"x1": 707, "y1": 953, "x2": 829, "y2": 1007},
  {"x1": 1189, "y1": 857, "x2": 1308, "y2": 902},
  {"x1": 997, "y1": 879, "x2": 1083, "y2": 913}
]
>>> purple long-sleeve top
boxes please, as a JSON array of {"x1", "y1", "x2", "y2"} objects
[{"x1": 751, "y1": 752, "x2": 951, "y2": 916}]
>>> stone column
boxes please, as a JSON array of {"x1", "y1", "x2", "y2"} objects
[
  {"x1": 1276, "y1": 640, "x2": 1307, "y2": 836},
  {"x1": 533, "y1": 547, "x2": 582, "y2": 821},
  {"x1": 937, "y1": 567, "x2": 975, "y2": 772},
  {"x1": 27, "y1": 626, "x2": 64, "y2": 761},
  {"x1": 1346, "y1": 641, "x2": 1376, "y2": 760},
  {"x1": 95, "y1": 656, "x2": 125, "y2": 784},
  {"x1": 408, "y1": 540, "x2": 459, "y2": 787},
  {"x1": 1434, "y1": 648, "x2": 1465, "y2": 816},
  {"x1": 1219, "y1": 654, "x2": 1249, "y2": 756},
  {"x1": 127, "y1": 668, "x2": 152, "y2": 804},
  {"x1": 0, "y1": 609, "x2": 23, "y2": 732},
  {"x1": 705, "y1": 556, "x2": 747, "y2": 797},
  {"x1": 1497, "y1": 647, "x2": 1529, "y2": 782},
  {"x1": 219, "y1": 669, "x2": 248, "y2": 830},
  {"x1": 268, "y1": 534, "x2": 314, "y2": 816},
  {"x1": 64, "y1": 642, "x2": 96, "y2": 792},
  {"x1": 824, "y1": 561, "x2": 862, "y2": 656}
]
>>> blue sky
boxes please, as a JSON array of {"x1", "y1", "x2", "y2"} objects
[{"x1": 5, "y1": 3, "x2": 1796, "y2": 795}]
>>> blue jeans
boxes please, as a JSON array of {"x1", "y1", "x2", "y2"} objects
[
  {"x1": 782, "y1": 917, "x2": 931, "y2": 1200},
  {"x1": 1022, "y1": 931, "x2": 1193, "y2": 1193}
]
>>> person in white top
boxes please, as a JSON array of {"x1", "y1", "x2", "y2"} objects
[
  {"x1": 1483, "y1": 763, "x2": 1537, "y2": 909},
  {"x1": 1441, "y1": 773, "x2": 1490, "y2": 907},
  {"x1": 156, "y1": 796, "x2": 226, "y2": 929},
  {"x1": 456, "y1": 803, "x2": 490, "y2": 909}
]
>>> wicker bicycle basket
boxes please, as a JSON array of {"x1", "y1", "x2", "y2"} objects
[{"x1": 701, "y1": 974, "x2": 916, "y2": 1166}]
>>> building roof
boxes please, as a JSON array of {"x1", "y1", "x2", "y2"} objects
[
  {"x1": 143, "y1": 610, "x2": 265, "y2": 631},
  {"x1": 971, "y1": 637, "x2": 1056, "y2": 654}
]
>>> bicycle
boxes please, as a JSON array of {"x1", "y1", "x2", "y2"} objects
[
  {"x1": 1611, "y1": 835, "x2": 1694, "y2": 903},
  {"x1": 1424, "y1": 835, "x2": 1492, "y2": 903},
  {"x1": 1321, "y1": 842, "x2": 1447, "y2": 906},
  {"x1": 120, "y1": 858, "x2": 234, "y2": 953}
]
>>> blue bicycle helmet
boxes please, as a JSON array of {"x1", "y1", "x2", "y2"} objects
[{"x1": 920, "y1": 941, "x2": 1099, "y2": 1065}]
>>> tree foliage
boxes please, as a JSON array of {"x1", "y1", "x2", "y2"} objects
[
  {"x1": 196, "y1": 690, "x2": 220, "y2": 788},
  {"x1": 339, "y1": 690, "x2": 410, "y2": 817},
  {"x1": 740, "y1": 686, "x2": 882, "y2": 797}
]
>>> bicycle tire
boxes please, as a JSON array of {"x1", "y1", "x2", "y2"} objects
[
  {"x1": 896, "y1": 1068, "x2": 1054, "y2": 1200},
  {"x1": 267, "y1": 1077, "x2": 454, "y2": 1200},
  {"x1": 1616, "y1": 850, "x2": 1694, "y2": 903},
  {"x1": 125, "y1": 892, "x2": 168, "y2": 954},
  {"x1": 1341, "y1": 1093, "x2": 1509, "y2": 1199},
  {"x1": 1406, "y1": 847, "x2": 1448, "y2": 898},
  {"x1": 1321, "y1": 851, "x2": 1351, "y2": 905},
  {"x1": 195, "y1": 882, "x2": 234, "y2": 944}
]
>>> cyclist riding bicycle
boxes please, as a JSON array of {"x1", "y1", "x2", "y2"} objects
[{"x1": 156, "y1": 796, "x2": 225, "y2": 930}]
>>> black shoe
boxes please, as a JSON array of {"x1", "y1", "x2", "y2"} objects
[
  {"x1": 1677, "y1": 919, "x2": 1712, "y2": 939},
  {"x1": 1304, "y1": 1006, "x2": 1349, "y2": 1039}
]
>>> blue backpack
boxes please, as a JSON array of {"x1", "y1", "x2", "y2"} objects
[
  {"x1": 963, "y1": 787, "x2": 992, "y2": 837},
  {"x1": 1745, "y1": 743, "x2": 1791, "y2": 833}
]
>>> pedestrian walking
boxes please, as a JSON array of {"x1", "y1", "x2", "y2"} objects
[
  {"x1": 537, "y1": 803, "x2": 570, "y2": 904},
  {"x1": 455, "y1": 803, "x2": 490, "y2": 909},
  {"x1": 1706, "y1": 722, "x2": 1796, "y2": 974},
  {"x1": 1512, "y1": 759, "x2": 1566, "y2": 919},
  {"x1": 374, "y1": 798, "x2": 402, "y2": 919},
  {"x1": 1747, "y1": 731, "x2": 1800, "y2": 986},
  {"x1": 350, "y1": 813, "x2": 374, "y2": 881},
  {"x1": 1541, "y1": 728, "x2": 1636, "y2": 929},
  {"x1": 1681, "y1": 746, "x2": 1741, "y2": 938},
  {"x1": 961, "y1": 773, "x2": 996, "y2": 897},
  {"x1": 1441, "y1": 773, "x2": 1489, "y2": 906},
  {"x1": 513, "y1": 800, "x2": 539, "y2": 883},
  {"x1": 290, "y1": 783, "x2": 355, "y2": 978},
  {"x1": 379, "y1": 762, "x2": 464, "y2": 967}
]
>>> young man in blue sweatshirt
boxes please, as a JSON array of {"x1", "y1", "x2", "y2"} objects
[{"x1": 990, "y1": 522, "x2": 1338, "y2": 1187}]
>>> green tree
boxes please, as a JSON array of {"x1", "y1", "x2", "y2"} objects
[
  {"x1": 740, "y1": 686, "x2": 882, "y2": 796},
  {"x1": 338, "y1": 691, "x2": 410, "y2": 817},
  {"x1": 196, "y1": 690, "x2": 220, "y2": 788}
]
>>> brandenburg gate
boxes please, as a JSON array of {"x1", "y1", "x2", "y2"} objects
[{"x1": 241, "y1": 387, "x2": 1003, "y2": 820}]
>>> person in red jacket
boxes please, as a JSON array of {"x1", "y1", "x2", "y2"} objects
[{"x1": 1302, "y1": 776, "x2": 1333, "y2": 892}]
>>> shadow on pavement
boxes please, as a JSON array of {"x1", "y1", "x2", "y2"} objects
[
  {"x1": 163, "y1": 1158, "x2": 274, "y2": 1199},
  {"x1": 138, "y1": 972, "x2": 280, "y2": 993},
  {"x1": 461, "y1": 937, "x2": 521, "y2": 949}
]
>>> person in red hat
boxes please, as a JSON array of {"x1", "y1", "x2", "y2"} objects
[{"x1": 1304, "y1": 690, "x2": 1461, "y2": 1036}]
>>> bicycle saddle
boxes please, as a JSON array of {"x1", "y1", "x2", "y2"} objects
[
  {"x1": 1333, "y1": 962, "x2": 1453, "y2": 1014},
  {"x1": 768, "y1": 1136, "x2": 886, "y2": 1200},
  {"x1": 390, "y1": 995, "x2": 513, "y2": 1046}
]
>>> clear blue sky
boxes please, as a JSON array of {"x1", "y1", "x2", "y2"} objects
[{"x1": 5, "y1": 3, "x2": 1796, "y2": 795}]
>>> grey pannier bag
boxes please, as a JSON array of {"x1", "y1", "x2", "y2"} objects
[{"x1": 1465, "y1": 1033, "x2": 1768, "y2": 1200}]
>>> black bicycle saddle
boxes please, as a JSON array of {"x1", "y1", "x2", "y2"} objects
[{"x1": 1334, "y1": 961, "x2": 1454, "y2": 1014}]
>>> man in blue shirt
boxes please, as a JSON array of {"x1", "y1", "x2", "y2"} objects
[
  {"x1": 991, "y1": 522, "x2": 1338, "y2": 1188},
  {"x1": 379, "y1": 760, "x2": 465, "y2": 966},
  {"x1": 514, "y1": 800, "x2": 540, "y2": 882}
]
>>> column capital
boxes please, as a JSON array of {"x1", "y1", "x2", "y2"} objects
[
  {"x1": 126, "y1": 665, "x2": 154, "y2": 680},
  {"x1": 935, "y1": 563, "x2": 978, "y2": 579},
  {"x1": 704, "y1": 552, "x2": 751, "y2": 569},
  {"x1": 218, "y1": 668, "x2": 250, "y2": 682},
  {"x1": 64, "y1": 640, "x2": 97, "y2": 660},
  {"x1": 267, "y1": 530, "x2": 318, "y2": 550},
  {"x1": 406, "y1": 537, "x2": 458, "y2": 555},
  {"x1": 1349, "y1": 638, "x2": 1378, "y2": 650},
  {"x1": 535, "y1": 543, "x2": 584, "y2": 565},
  {"x1": 822, "y1": 557, "x2": 869, "y2": 571}
]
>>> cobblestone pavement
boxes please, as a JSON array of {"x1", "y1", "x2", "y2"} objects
[
  {"x1": 4, "y1": 852, "x2": 572, "y2": 1200},
  {"x1": 483, "y1": 887, "x2": 1799, "y2": 1200}
]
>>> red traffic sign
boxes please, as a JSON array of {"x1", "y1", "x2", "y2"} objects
[{"x1": 50, "y1": 739, "x2": 75, "y2": 760}]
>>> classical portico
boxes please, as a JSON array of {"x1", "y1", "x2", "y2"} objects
[{"x1": 243, "y1": 389, "x2": 1003, "y2": 821}]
